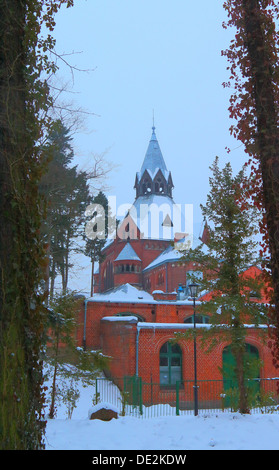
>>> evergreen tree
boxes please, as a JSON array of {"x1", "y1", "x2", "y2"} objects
[
  {"x1": 180, "y1": 157, "x2": 269, "y2": 413},
  {"x1": 40, "y1": 120, "x2": 91, "y2": 298},
  {"x1": 83, "y1": 191, "x2": 115, "y2": 295},
  {"x1": 46, "y1": 290, "x2": 108, "y2": 419}
]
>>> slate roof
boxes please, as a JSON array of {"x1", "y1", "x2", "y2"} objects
[
  {"x1": 114, "y1": 242, "x2": 141, "y2": 262},
  {"x1": 137, "y1": 127, "x2": 170, "y2": 181}
]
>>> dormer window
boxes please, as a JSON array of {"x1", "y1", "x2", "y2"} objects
[{"x1": 162, "y1": 214, "x2": 173, "y2": 227}]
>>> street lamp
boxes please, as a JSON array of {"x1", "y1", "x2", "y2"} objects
[{"x1": 189, "y1": 282, "x2": 199, "y2": 416}]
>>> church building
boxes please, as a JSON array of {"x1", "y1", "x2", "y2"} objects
[
  {"x1": 77, "y1": 125, "x2": 278, "y2": 409},
  {"x1": 93, "y1": 125, "x2": 194, "y2": 294}
]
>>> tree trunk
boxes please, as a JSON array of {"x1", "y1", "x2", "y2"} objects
[
  {"x1": 48, "y1": 330, "x2": 60, "y2": 419},
  {"x1": 235, "y1": 349, "x2": 249, "y2": 414},
  {"x1": 0, "y1": 0, "x2": 46, "y2": 448},
  {"x1": 242, "y1": 0, "x2": 279, "y2": 362},
  {"x1": 50, "y1": 259, "x2": 56, "y2": 301},
  {"x1": 64, "y1": 230, "x2": 70, "y2": 293}
]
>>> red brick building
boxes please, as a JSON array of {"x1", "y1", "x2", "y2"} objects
[
  {"x1": 93, "y1": 125, "x2": 193, "y2": 294},
  {"x1": 78, "y1": 126, "x2": 278, "y2": 406},
  {"x1": 78, "y1": 279, "x2": 276, "y2": 383}
]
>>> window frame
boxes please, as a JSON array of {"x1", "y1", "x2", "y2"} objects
[{"x1": 159, "y1": 342, "x2": 182, "y2": 388}]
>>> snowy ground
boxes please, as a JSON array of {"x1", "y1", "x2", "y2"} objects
[
  {"x1": 44, "y1": 371, "x2": 279, "y2": 451},
  {"x1": 45, "y1": 412, "x2": 279, "y2": 451}
]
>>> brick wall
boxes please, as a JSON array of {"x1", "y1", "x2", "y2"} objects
[
  {"x1": 78, "y1": 300, "x2": 159, "y2": 350},
  {"x1": 99, "y1": 237, "x2": 170, "y2": 293},
  {"x1": 100, "y1": 318, "x2": 138, "y2": 378},
  {"x1": 98, "y1": 320, "x2": 278, "y2": 386},
  {"x1": 76, "y1": 293, "x2": 278, "y2": 400}
]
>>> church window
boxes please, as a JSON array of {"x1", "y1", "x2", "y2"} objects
[
  {"x1": 160, "y1": 342, "x2": 182, "y2": 386},
  {"x1": 154, "y1": 176, "x2": 165, "y2": 194},
  {"x1": 157, "y1": 272, "x2": 164, "y2": 285},
  {"x1": 184, "y1": 315, "x2": 210, "y2": 324},
  {"x1": 142, "y1": 178, "x2": 152, "y2": 195}
]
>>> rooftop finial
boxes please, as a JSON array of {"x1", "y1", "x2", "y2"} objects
[{"x1": 152, "y1": 109, "x2": 155, "y2": 132}]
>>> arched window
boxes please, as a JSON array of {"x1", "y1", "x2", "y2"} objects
[
  {"x1": 154, "y1": 177, "x2": 165, "y2": 194},
  {"x1": 142, "y1": 178, "x2": 152, "y2": 195},
  {"x1": 157, "y1": 273, "x2": 164, "y2": 285},
  {"x1": 160, "y1": 342, "x2": 182, "y2": 386}
]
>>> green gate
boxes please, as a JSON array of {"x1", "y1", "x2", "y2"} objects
[
  {"x1": 124, "y1": 375, "x2": 143, "y2": 414},
  {"x1": 222, "y1": 344, "x2": 260, "y2": 409}
]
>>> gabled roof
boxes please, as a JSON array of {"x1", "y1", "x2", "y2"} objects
[
  {"x1": 142, "y1": 226, "x2": 208, "y2": 272},
  {"x1": 115, "y1": 242, "x2": 141, "y2": 262},
  {"x1": 143, "y1": 244, "x2": 183, "y2": 272}
]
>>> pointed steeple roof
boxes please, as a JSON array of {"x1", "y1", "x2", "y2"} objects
[
  {"x1": 115, "y1": 242, "x2": 141, "y2": 262},
  {"x1": 134, "y1": 124, "x2": 174, "y2": 200},
  {"x1": 138, "y1": 126, "x2": 169, "y2": 181}
]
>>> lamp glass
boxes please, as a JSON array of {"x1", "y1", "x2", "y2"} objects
[{"x1": 189, "y1": 283, "x2": 199, "y2": 298}]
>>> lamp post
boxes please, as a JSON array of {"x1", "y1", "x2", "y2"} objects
[{"x1": 189, "y1": 282, "x2": 199, "y2": 416}]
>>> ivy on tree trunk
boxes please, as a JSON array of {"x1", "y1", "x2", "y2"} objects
[
  {"x1": 222, "y1": 0, "x2": 279, "y2": 370},
  {"x1": 0, "y1": 0, "x2": 74, "y2": 450}
]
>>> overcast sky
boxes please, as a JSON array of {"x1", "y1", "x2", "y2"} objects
[{"x1": 52, "y1": 1, "x2": 246, "y2": 292}]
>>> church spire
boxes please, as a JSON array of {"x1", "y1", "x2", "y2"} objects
[{"x1": 134, "y1": 124, "x2": 174, "y2": 199}]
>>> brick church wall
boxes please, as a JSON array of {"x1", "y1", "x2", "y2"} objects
[
  {"x1": 93, "y1": 318, "x2": 279, "y2": 406},
  {"x1": 100, "y1": 318, "x2": 138, "y2": 379}
]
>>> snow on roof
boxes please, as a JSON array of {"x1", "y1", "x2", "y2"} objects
[
  {"x1": 115, "y1": 242, "x2": 141, "y2": 262},
  {"x1": 125, "y1": 193, "x2": 187, "y2": 241},
  {"x1": 87, "y1": 283, "x2": 156, "y2": 304},
  {"x1": 138, "y1": 127, "x2": 169, "y2": 181},
  {"x1": 143, "y1": 244, "x2": 183, "y2": 272},
  {"x1": 142, "y1": 228, "x2": 208, "y2": 272},
  {"x1": 136, "y1": 322, "x2": 268, "y2": 330},
  {"x1": 101, "y1": 316, "x2": 139, "y2": 322},
  {"x1": 87, "y1": 283, "x2": 201, "y2": 306}
]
